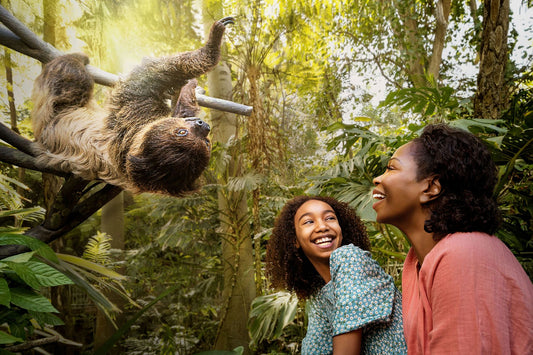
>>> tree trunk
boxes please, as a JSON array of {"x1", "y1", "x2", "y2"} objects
[
  {"x1": 473, "y1": 0, "x2": 510, "y2": 119},
  {"x1": 94, "y1": 192, "x2": 125, "y2": 350},
  {"x1": 2, "y1": 45, "x2": 27, "y2": 197},
  {"x1": 428, "y1": 0, "x2": 451, "y2": 82},
  {"x1": 395, "y1": 1, "x2": 426, "y2": 87},
  {"x1": 203, "y1": 4, "x2": 255, "y2": 353},
  {"x1": 41, "y1": 0, "x2": 62, "y2": 213}
]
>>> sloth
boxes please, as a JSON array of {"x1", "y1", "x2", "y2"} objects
[{"x1": 31, "y1": 17, "x2": 234, "y2": 196}]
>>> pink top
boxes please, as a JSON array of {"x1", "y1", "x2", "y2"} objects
[{"x1": 402, "y1": 232, "x2": 533, "y2": 355}]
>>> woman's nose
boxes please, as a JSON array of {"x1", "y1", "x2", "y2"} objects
[{"x1": 373, "y1": 174, "x2": 382, "y2": 186}]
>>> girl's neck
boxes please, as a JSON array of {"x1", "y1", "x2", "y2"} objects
[{"x1": 310, "y1": 259, "x2": 332, "y2": 283}]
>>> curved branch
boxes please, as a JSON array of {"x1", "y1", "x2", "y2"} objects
[
  {"x1": 0, "y1": 121, "x2": 38, "y2": 155},
  {"x1": 0, "y1": 146, "x2": 68, "y2": 176},
  {"x1": 0, "y1": 5, "x2": 61, "y2": 60},
  {"x1": 0, "y1": 182, "x2": 122, "y2": 258}
]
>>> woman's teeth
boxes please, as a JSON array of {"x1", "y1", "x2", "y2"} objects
[{"x1": 373, "y1": 193, "x2": 385, "y2": 199}]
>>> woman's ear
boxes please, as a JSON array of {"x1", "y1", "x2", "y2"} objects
[{"x1": 421, "y1": 175, "x2": 441, "y2": 204}]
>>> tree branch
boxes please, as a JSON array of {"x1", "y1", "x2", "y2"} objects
[
  {"x1": 0, "y1": 180, "x2": 122, "y2": 258},
  {"x1": 0, "y1": 121, "x2": 38, "y2": 155},
  {"x1": 0, "y1": 145, "x2": 68, "y2": 176},
  {"x1": 0, "y1": 5, "x2": 253, "y2": 115}
]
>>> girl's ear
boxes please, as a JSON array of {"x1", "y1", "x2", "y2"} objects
[
  {"x1": 421, "y1": 175, "x2": 441, "y2": 204},
  {"x1": 295, "y1": 239, "x2": 301, "y2": 248}
]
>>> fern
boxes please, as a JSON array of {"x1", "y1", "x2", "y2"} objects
[{"x1": 82, "y1": 231, "x2": 112, "y2": 266}]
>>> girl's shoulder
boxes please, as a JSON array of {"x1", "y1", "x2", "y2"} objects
[
  {"x1": 331, "y1": 244, "x2": 371, "y2": 263},
  {"x1": 331, "y1": 244, "x2": 383, "y2": 279}
]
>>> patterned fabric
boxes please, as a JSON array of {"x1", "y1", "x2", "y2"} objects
[{"x1": 302, "y1": 244, "x2": 407, "y2": 355}]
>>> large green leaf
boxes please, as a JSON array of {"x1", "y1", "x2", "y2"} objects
[
  {"x1": 1, "y1": 251, "x2": 35, "y2": 263},
  {"x1": 0, "y1": 330, "x2": 22, "y2": 345},
  {"x1": 9, "y1": 287, "x2": 58, "y2": 313},
  {"x1": 28, "y1": 310, "x2": 65, "y2": 326},
  {"x1": 0, "y1": 234, "x2": 58, "y2": 263},
  {"x1": 4, "y1": 262, "x2": 42, "y2": 289},
  {"x1": 24, "y1": 261, "x2": 73, "y2": 287},
  {"x1": 57, "y1": 254, "x2": 126, "y2": 280},
  {"x1": 0, "y1": 278, "x2": 10, "y2": 307},
  {"x1": 248, "y1": 291, "x2": 299, "y2": 345}
]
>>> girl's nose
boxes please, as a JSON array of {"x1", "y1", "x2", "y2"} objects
[{"x1": 315, "y1": 219, "x2": 328, "y2": 231}]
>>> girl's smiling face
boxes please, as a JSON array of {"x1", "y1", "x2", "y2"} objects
[
  {"x1": 372, "y1": 142, "x2": 432, "y2": 231},
  {"x1": 294, "y1": 199, "x2": 343, "y2": 267}
]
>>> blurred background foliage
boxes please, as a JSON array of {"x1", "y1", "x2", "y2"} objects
[{"x1": 0, "y1": 0, "x2": 531, "y2": 353}]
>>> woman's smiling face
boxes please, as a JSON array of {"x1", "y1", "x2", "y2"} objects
[
  {"x1": 372, "y1": 142, "x2": 430, "y2": 231},
  {"x1": 294, "y1": 199, "x2": 343, "y2": 266}
]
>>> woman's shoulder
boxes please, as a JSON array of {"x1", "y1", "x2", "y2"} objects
[
  {"x1": 424, "y1": 232, "x2": 528, "y2": 280},
  {"x1": 430, "y1": 232, "x2": 512, "y2": 261}
]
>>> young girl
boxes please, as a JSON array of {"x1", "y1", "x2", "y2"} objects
[
  {"x1": 266, "y1": 195, "x2": 407, "y2": 354},
  {"x1": 372, "y1": 123, "x2": 533, "y2": 354}
]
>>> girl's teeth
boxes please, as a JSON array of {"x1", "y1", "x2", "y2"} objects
[{"x1": 315, "y1": 237, "x2": 332, "y2": 244}]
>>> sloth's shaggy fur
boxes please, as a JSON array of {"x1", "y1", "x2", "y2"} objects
[{"x1": 31, "y1": 17, "x2": 233, "y2": 196}]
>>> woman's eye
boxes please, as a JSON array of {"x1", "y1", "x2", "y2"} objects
[{"x1": 176, "y1": 129, "x2": 188, "y2": 137}]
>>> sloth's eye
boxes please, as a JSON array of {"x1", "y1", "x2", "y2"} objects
[{"x1": 176, "y1": 129, "x2": 189, "y2": 137}]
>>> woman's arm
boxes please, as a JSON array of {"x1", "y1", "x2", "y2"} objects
[{"x1": 332, "y1": 329, "x2": 362, "y2": 355}]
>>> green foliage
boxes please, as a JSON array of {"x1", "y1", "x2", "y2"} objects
[
  {"x1": 248, "y1": 291, "x2": 298, "y2": 348},
  {"x1": 0, "y1": 234, "x2": 73, "y2": 346},
  {"x1": 194, "y1": 346, "x2": 244, "y2": 355},
  {"x1": 0, "y1": 174, "x2": 71, "y2": 347},
  {"x1": 381, "y1": 85, "x2": 461, "y2": 120},
  {"x1": 94, "y1": 284, "x2": 181, "y2": 355},
  {"x1": 117, "y1": 193, "x2": 223, "y2": 354},
  {"x1": 491, "y1": 89, "x2": 533, "y2": 278},
  {"x1": 82, "y1": 231, "x2": 112, "y2": 265}
]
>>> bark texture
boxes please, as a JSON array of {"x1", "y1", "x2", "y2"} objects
[{"x1": 474, "y1": 0, "x2": 510, "y2": 119}]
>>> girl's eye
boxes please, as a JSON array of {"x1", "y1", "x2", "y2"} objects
[
  {"x1": 303, "y1": 220, "x2": 313, "y2": 225},
  {"x1": 176, "y1": 129, "x2": 189, "y2": 137},
  {"x1": 325, "y1": 216, "x2": 336, "y2": 221}
]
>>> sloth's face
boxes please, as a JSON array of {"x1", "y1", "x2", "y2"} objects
[
  {"x1": 178, "y1": 117, "x2": 211, "y2": 151},
  {"x1": 126, "y1": 117, "x2": 212, "y2": 196}
]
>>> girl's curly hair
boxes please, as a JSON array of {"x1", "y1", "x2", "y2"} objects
[
  {"x1": 265, "y1": 195, "x2": 370, "y2": 299},
  {"x1": 412, "y1": 124, "x2": 501, "y2": 241}
]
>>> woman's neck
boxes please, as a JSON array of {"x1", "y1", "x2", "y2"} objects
[
  {"x1": 408, "y1": 230, "x2": 437, "y2": 264},
  {"x1": 400, "y1": 214, "x2": 437, "y2": 264}
]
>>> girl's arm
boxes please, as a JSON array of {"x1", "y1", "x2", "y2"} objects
[{"x1": 333, "y1": 329, "x2": 362, "y2": 355}]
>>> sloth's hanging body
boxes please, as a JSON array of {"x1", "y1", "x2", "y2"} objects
[{"x1": 31, "y1": 17, "x2": 234, "y2": 196}]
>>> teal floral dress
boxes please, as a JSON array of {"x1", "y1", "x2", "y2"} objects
[{"x1": 302, "y1": 244, "x2": 407, "y2": 354}]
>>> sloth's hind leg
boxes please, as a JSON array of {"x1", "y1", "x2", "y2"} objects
[
  {"x1": 35, "y1": 54, "x2": 94, "y2": 113},
  {"x1": 32, "y1": 53, "x2": 95, "y2": 138}
]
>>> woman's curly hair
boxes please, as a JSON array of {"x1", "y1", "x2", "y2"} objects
[
  {"x1": 412, "y1": 124, "x2": 501, "y2": 241},
  {"x1": 265, "y1": 195, "x2": 370, "y2": 299}
]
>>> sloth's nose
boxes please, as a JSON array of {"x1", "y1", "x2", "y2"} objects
[
  {"x1": 195, "y1": 120, "x2": 211, "y2": 131},
  {"x1": 185, "y1": 117, "x2": 211, "y2": 137}
]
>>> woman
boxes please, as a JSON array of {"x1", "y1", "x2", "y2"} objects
[
  {"x1": 266, "y1": 195, "x2": 407, "y2": 354},
  {"x1": 372, "y1": 123, "x2": 533, "y2": 354}
]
